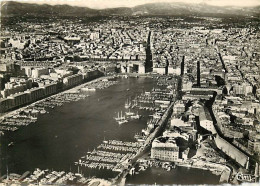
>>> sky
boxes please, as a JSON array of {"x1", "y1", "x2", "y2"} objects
[{"x1": 9, "y1": 0, "x2": 260, "y2": 9}]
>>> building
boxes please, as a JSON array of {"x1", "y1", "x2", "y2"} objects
[
  {"x1": 64, "y1": 36, "x2": 81, "y2": 45},
  {"x1": 222, "y1": 126, "x2": 244, "y2": 138},
  {"x1": 25, "y1": 87, "x2": 44, "y2": 102},
  {"x1": 248, "y1": 138, "x2": 260, "y2": 154},
  {"x1": 199, "y1": 107, "x2": 216, "y2": 134},
  {"x1": 171, "y1": 118, "x2": 190, "y2": 128},
  {"x1": 7, "y1": 92, "x2": 30, "y2": 108},
  {"x1": 1, "y1": 78, "x2": 32, "y2": 98},
  {"x1": 0, "y1": 98, "x2": 13, "y2": 113},
  {"x1": 151, "y1": 136, "x2": 179, "y2": 162},
  {"x1": 1, "y1": 84, "x2": 27, "y2": 98},
  {"x1": 0, "y1": 82, "x2": 58, "y2": 113},
  {"x1": 215, "y1": 134, "x2": 249, "y2": 167},
  {"x1": 173, "y1": 101, "x2": 185, "y2": 115},
  {"x1": 41, "y1": 83, "x2": 58, "y2": 96},
  {"x1": 31, "y1": 68, "x2": 49, "y2": 78},
  {"x1": 153, "y1": 66, "x2": 166, "y2": 75},
  {"x1": 182, "y1": 80, "x2": 193, "y2": 91},
  {"x1": 90, "y1": 32, "x2": 100, "y2": 40},
  {"x1": 233, "y1": 83, "x2": 253, "y2": 96},
  {"x1": 63, "y1": 74, "x2": 83, "y2": 88},
  {"x1": 168, "y1": 65, "x2": 181, "y2": 75}
]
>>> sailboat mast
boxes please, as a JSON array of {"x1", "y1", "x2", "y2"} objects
[{"x1": 7, "y1": 165, "x2": 9, "y2": 180}]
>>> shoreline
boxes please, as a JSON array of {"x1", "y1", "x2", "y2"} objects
[
  {"x1": 175, "y1": 159, "x2": 231, "y2": 183},
  {"x1": 0, "y1": 76, "x2": 115, "y2": 120}
]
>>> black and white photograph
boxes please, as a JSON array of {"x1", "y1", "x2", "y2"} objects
[{"x1": 0, "y1": 0, "x2": 260, "y2": 185}]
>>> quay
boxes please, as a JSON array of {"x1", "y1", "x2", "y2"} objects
[
  {"x1": 175, "y1": 159, "x2": 231, "y2": 183},
  {"x1": 65, "y1": 75, "x2": 117, "y2": 93},
  {"x1": 0, "y1": 75, "x2": 117, "y2": 135},
  {"x1": 0, "y1": 75, "x2": 110, "y2": 118}
]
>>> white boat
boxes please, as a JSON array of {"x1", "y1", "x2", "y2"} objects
[
  {"x1": 40, "y1": 110, "x2": 46, "y2": 114},
  {"x1": 120, "y1": 111, "x2": 126, "y2": 120},
  {"x1": 114, "y1": 111, "x2": 128, "y2": 124},
  {"x1": 131, "y1": 99, "x2": 138, "y2": 108},
  {"x1": 30, "y1": 116, "x2": 38, "y2": 120},
  {"x1": 125, "y1": 99, "x2": 131, "y2": 109},
  {"x1": 114, "y1": 112, "x2": 121, "y2": 121},
  {"x1": 31, "y1": 109, "x2": 39, "y2": 114},
  {"x1": 117, "y1": 111, "x2": 128, "y2": 125},
  {"x1": 81, "y1": 87, "x2": 96, "y2": 91},
  {"x1": 118, "y1": 119, "x2": 128, "y2": 125},
  {"x1": 125, "y1": 109, "x2": 135, "y2": 116},
  {"x1": 130, "y1": 111, "x2": 141, "y2": 119}
]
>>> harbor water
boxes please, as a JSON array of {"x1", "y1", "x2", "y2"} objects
[
  {"x1": 126, "y1": 166, "x2": 220, "y2": 185},
  {"x1": 0, "y1": 77, "x2": 220, "y2": 184},
  {"x1": 0, "y1": 77, "x2": 156, "y2": 178}
]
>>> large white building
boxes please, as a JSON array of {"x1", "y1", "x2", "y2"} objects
[
  {"x1": 199, "y1": 107, "x2": 216, "y2": 134},
  {"x1": 151, "y1": 136, "x2": 179, "y2": 162}
]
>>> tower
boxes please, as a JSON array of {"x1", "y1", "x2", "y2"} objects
[
  {"x1": 181, "y1": 56, "x2": 185, "y2": 76},
  {"x1": 197, "y1": 61, "x2": 200, "y2": 87}
]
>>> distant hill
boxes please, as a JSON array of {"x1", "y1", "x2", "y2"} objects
[
  {"x1": 1, "y1": 1, "x2": 98, "y2": 17},
  {"x1": 132, "y1": 2, "x2": 260, "y2": 16},
  {"x1": 134, "y1": 3, "x2": 260, "y2": 15},
  {"x1": 1, "y1": 1, "x2": 260, "y2": 17}
]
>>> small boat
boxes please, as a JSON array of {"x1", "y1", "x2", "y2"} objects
[
  {"x1": 130, "y1": 111, "x2": 141, "y2": 119},
  {"x1": 31, "y1": 109, "x2": 39, "y2": 114},
  {"x1": 118, "y1": 119, "x2": 128, "y2": 125},
  {"x1": 40, "y1": 110, "x2": 46, "y2": 114},
  {"x1": 114, "y1": 111, "x2": 123, "y2": 121},
  {"x1": 103, "y1": 137, "x2": 108, "y2": 144},
  {"x1": 115, "y1": 111, "x2": 128, "y2": 125},
  {"x1": 8, "y1": 142, "x2": 14, "y2": 147},
  {"x1": 125, "y1": 109, "x2": 135, "y2": 116},
  {"x1": 125, "y1": 99, "x2": 131, "y2": 109},
  {"x1": 81, "y1": 87, "x2": 96, "y2": 91},
  {"x1": 120, "y1": 111, "x2": 126, "y2": 120}
]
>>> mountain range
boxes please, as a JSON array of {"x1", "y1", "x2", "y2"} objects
[{"x1": 1, "y1": 1, "x2": 260, "y2": 17}]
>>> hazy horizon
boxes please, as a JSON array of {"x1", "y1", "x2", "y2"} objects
[{"x1": 3, "y1": 0, "x2": 260, "y2": 9}]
